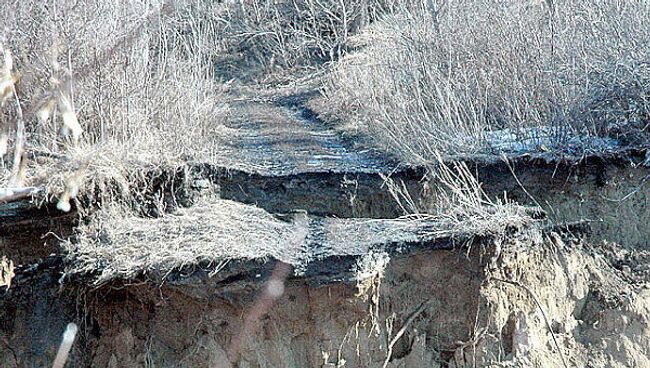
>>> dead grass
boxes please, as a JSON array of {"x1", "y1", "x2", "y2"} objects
[
  {"x1": 2, "y1": 0, "x2": 647, "y2": 201},
  {"x1": 62, "y1": 155, "x2": 534, "y2": 284},
  {"x1": 2, "y1": 0, "x2": 229, "y2": 154},
  {"x1": 62, "y1": 197, "x2": 303, "y2": 284},
  {"x1": 63, "y1": 202, "x2": 530, "y2": 285},
  {"x1": 322, "y1": 0, "x2": 650, "y2": 163},
  {"x1": 0, "y1": 0, "x2": 232, "y2": 205},
  {"x1": 0, "y1": 0, "x2": 382, "y2": 204}
]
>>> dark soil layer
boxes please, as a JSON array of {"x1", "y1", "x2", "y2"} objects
[
  {"x1": 475, "y1": 153, "x2": 649, "y2": 249},
  {"x1": 207, "y1": 151, "x2": 649, "y2": 248}
]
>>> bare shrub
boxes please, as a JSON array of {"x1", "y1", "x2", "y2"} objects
[
  {"x1": 216, "y1": 0, "x2": 368, "y2": 82},
  {"x1": 323, "y1": 0, "x2": 650, "y2": 162},
  {"x1": 215, "y1": 0, "x2": 437, "y2": 83}
]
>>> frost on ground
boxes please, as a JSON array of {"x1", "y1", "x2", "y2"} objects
[{"x1": 484, "y1": 127, "x2": 621, "y2": 156}]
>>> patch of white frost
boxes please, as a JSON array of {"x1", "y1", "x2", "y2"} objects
[{"x1": 485, "y1": 126, "x2": 620, "y2": 155}]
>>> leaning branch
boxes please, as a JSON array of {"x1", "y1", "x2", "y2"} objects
[
  {"x1": 0, "y1": 186, "x2": 40, "y2": 204},
  {"x1": 382, "y1": 299, "x2": 430, "y2": 368},
  {"x1": 8, "y1": 73, "x2": 24, "y2": 187}
]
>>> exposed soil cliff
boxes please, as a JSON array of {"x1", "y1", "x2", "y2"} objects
[
  {"x1": 0, "y1": 98, "x2": 648, "y2": 367},
  {"x1": 2, "y1": 223, "x2": 649, "y2": 367}
]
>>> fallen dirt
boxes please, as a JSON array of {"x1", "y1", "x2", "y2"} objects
[{"x1": 464, "y1": 231, "x2": 650, "y2": 368}]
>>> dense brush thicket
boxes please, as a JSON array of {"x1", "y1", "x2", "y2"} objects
[
  {"x1": 216, "y1": 0, "x2": 431, "y2": 81},
  {"x1": 1, "y1": 0, "x2": 227, "y2": 162},
  {"x1": 322, "y1": 0, "x2": 650, "y2": 161}
]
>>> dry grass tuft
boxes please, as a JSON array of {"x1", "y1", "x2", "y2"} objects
[
  {"x1": 430, "y1": 158, "x2": 533, "y2": 237},
  {"x1": 31, "y1": 144, "x2": 157, "y2": 212},
  {"x1": 392, "y1": 154, "x2": 534, "y2": 238}
]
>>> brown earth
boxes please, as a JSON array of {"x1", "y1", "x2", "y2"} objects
[{"x1": 2, "y1": 224, "x2": 649, "y2": 367}]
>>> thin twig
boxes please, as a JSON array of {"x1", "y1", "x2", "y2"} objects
[
  {"x1": 501, "y1": 155, "x2": 543, "y2": 210},
  {"x1": 491, "y1": 277, "x2": 570, "y2": 368},
  {"x1": 602, "y1": 173, "x2": 650, "y2": 202},
  {"x1": 382, "y1": 299, "x2": 430, "y2": 368}
]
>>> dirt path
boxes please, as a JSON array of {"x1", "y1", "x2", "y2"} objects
[{"x1": 217, "y1": 94, "x2": 396, "y2": 176}]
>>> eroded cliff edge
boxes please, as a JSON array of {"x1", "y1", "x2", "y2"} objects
[{"x1": 1, "y1": 148, "x2": 648, "y2": 367}]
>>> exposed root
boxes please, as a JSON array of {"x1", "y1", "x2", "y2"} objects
[{"x1": 382, "y1": 299, "x2": 430, "y2": 368}]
